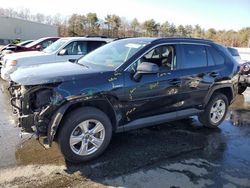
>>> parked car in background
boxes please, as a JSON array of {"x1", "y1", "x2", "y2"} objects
[
  {"x1": 9, "y1": 37, "x2": 239, "y2": 163},
  {"x1": 1, "y1": 37, "x2": 113, "y2": 81},
  {"x1": 0, "y1": 37, "x2": 59, "y2": 56},
  {"x1": 227, "y1": 47, "x2": 248, "y2": 94},
  {"x1": 227, "y1": 47, "x2": 246, "y2": 64},
  {"x1": 238, "y1": 61, "x2": 250, "y2": 94},
  {"x1": 0, "y1": 40, "x2": 34, "y2": 65},
  {"x1": 0, "y1": 40, "x2": 34, "y2": 53}
]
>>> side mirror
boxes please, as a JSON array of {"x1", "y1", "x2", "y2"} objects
[
  {"x1": 133, "y1": 62, "x2": 159, "y2": 80},
  {"x1": 58, "y1": 49, "x2": 67, "y2": 56}
]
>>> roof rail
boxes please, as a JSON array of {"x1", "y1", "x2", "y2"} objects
[
  {"x1": 114, "y1": 37, "x2": 137, "y2": 41},
  {"x1": 84, "y1": 35, "x2": 108, "y2": 38},
  {"x1": 153, "y1": 37, "x2": 213, "y2": 43}
]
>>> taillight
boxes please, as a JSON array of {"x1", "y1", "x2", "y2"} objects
[{"x1": 243, "y1": 64, "x2": 250, "y2": 72}]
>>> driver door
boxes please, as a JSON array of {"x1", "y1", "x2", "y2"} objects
[{"x1": 122, "y1": 44, "x2": 184, "y2": 123}]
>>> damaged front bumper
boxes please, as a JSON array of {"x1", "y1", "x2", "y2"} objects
[{"x1": 9, "y1": 82, "x2": 65, "y2": 147}]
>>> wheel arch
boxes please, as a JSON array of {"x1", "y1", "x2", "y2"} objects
[
  {"x1": 204, "y1": 84, "x2": 234, "y2": 106},
  {"x1": 47, "y1": 95, "x2": 119, "y2": 147}
]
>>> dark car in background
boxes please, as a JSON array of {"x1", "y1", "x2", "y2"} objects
[
  {"x1": 10, "y1": 37, "x2": 239, "y2": 163},
  {"x1": 238, "y1": 61, "x2": 250, "y2": 94}
]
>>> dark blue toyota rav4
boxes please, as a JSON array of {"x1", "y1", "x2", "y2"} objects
[{"x1": 10, "y1": 37, "x2": 240, "y2": 162}]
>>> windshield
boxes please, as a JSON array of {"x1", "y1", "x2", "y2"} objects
[
  {"x1": 43, "y1": 39, "x2": 68, "y2": 53},
  {"x1": 17, "y1": 40, "x2": 33, "y2": 46},
  {"x1": 25, "y1": 38, "x2": 47, "y2": 48},
  {"x1": 78, "y1": 39, "x2": 148, "y2": 69}
]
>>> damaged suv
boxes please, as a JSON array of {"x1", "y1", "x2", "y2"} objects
[{"x1": 10, "y1": 38, "x2": 239, "y2": 162}]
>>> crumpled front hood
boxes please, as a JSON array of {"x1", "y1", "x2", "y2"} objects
[{"x1": 10, "y1": 61, "x2": 109, "y2": 85}]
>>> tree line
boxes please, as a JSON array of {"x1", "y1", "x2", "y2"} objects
[{"x1": 1, "y1": 7, "x2": 250, "y2": 47}]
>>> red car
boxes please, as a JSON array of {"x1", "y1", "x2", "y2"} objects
[
  {"x1": 2, "y1": 37, "x2": 59, "y2": 54},
  {"x1": 0, "y1": 40, "x2": 34, "y2": 52}
]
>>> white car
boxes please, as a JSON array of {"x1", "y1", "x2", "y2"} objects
[{"x1": 1, "y1": 37, "x2": 113, "y2": 81}]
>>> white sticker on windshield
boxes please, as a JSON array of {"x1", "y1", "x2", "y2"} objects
[{"x1": 125, "y1": 43, "x2": 142, "y2": 48}]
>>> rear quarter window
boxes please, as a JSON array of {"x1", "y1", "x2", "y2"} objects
[{"x1": 207, "y1": 47, "x2": 225, "y2": 65}]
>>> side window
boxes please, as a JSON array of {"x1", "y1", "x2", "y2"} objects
[
  {"x1": 181, "y1": 45, "x2": 207, "y2": 69},
  {"x1": 41, "y1": 40, "x2": 54, "y2": 49},
  {"x1": 87, "y1": 41, "x2": 106, "y2": 53},
  {"x1": 63, "y1": 41, "x2": 87, "y2": 55},
  {"x1": 128, "y1": 45, "x2": 176, "y2": 73},
  {"x1": 208, "y1": 47, "x2": 225, "y2": 65},
  {"x1": 206, "y1": 47, "x2": 215, "y2": 66}
]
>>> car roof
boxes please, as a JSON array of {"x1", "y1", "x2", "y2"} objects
[
  {"x1": 60, "y1": 37, "x2": 114, "y2": 43},
  {"x1": 115, "y1": 37, "x2": 215, "y2": 46},
  {"x1": 152, "y1": 37, "x2": 213, "y2": 44}
]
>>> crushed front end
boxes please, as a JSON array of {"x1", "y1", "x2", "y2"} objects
[{"x1": 9, "y1": 81, "x2": 65, "y2": 138}]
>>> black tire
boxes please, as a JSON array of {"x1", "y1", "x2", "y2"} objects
[
  {"x1": 238, "y1": 85, "x2": 247, "y2": 94},
  {"x1": 58, "y1": 107, "x2": 112, "y2": 163},
  {"x1": 198, "y1": 93, "x2": 228, "y2": 128}
]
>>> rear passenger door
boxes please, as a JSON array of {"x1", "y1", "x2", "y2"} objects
[{"x1": 178, "y1": 44, "x2": 225, "y2": 110}]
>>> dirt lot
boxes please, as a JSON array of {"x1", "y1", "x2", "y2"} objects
[{"x1": 0, "y1": 79, "x2": 250, "y2": 188}]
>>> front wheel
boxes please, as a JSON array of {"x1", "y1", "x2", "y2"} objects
[
  {"x1": 199, "y1": 93, "x2": 228, "y2": 128},
  {"x1": 58, "y1": 107, "x2": 112, "y2": 163}
]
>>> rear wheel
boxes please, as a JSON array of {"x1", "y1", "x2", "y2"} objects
[
  {"x1": 199, "y1": 93, "x2": 228, "y2": 128},
  {"x1": 238, "y1": 85, "x2": 247, "y2": 94},
  {"x1": 58, "y1": 107, "x2": 112, "y2": 163}
]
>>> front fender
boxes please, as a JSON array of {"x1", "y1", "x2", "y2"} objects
[{"x1": 46, "y1": 95, "x2": 120, "y2": 147}]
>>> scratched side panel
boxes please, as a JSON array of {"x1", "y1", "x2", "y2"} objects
[
  {"x1": 121, "y1": 71, "x2": 187, "y2": 123},
  {"x1": 53, "y1": 71, "x2": 126, "y2": 126}
]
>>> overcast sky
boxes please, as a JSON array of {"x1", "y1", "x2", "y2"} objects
[{"x1": 0, "y1": 0, "x2": 249, "y2": 30}]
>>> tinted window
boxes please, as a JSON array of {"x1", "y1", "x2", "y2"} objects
[
  {"x1": 181, "y1": 45, "x2": 207, "y2": 69},
  {"x1": 208, "y1": 47, "x2": 225, "y2": 65},
  {"x1": 87, "y1": 41, "x2": 106, "y2": 52}
]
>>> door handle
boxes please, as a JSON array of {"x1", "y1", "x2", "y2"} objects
[
  {"x1": 169, "y1": 79, "x2": 181, "y2": 85},
  {"x1": 210, "y1": 72, "x2": 219, "y2": 77},
  {"x1": 68, "y1": 59, "x2": 76, "y2": 63}
]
